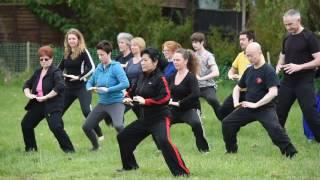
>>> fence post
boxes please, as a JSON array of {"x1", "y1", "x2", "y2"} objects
[
  {"x1": 241, "y1": 0, "x2": 246, "y2": 31},
  {"x1": 267, "y1": 51, "x2": 271, "y2": 64},
  {"x1": 26, "y1": 41, "x2": 30, "y2": 72}
]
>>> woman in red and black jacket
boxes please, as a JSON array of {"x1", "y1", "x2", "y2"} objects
[
  {"x1": 168, "y1": 48, "x2": 209, "y2": 153},
  {"x1": 117, "y1": 48, "x2": 190, "y2": 177},
  {"x1": 21, "y1": 46, "x2": 74, "y2": 153}
]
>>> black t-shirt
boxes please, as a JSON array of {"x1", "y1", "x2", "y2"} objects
[
  {"x1": 281, "y1": 29, "x2": 320, "y2": 82},
  {"x1": 238, "y1": 64, "x2": 279, "y2": 107},
  {"x1": 115, "y1": 52, "x2": 133, "y2": 65},
  {"x1": 168, "y1": 72, "x2": 201, "y2": 111}
]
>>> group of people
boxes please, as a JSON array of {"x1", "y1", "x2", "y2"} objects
[{"x1": 20, "y1": 9, "x2": 320, "y2": 176}]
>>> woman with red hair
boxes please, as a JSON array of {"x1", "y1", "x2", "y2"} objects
[{"x1": 21, "y1": 45, "x2": 75, "y2": 153}]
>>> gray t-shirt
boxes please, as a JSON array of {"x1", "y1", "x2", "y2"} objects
[{"x1": 195, "y1": 49, "x2": 218, "y2": 88}]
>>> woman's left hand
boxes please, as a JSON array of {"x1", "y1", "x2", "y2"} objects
[
  {"x1": 133, "y1": 96, "x2": 145, "y2": 105},
  {"x1": 169, "y1": 99, "x2": 179, "y2": 107},
  {"x1": 35, "y1": 96, "x2": 48, "y2": 102},
  {"x1": 64, "y1": 74, "x2": 80, "y2": 81}
]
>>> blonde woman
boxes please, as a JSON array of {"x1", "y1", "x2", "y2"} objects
[
  {"x1": 123, "y1": 37, "x2": 146, "y2": 118},
  {"x1": 58, "y1": 28, "x2": 104, "y2": 140}
]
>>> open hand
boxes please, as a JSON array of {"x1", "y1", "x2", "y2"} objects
[
  {"x1": 64, "y1": 74, "x2": 80, "y2": 81},
  {"x1": 26, "y1": 93, "x2": 37, "y2": 99},
  {"x1": 133, "y1": 96, "x2": 145, "y2": 105},
  {"x1": 282, "y1": 63, "x2": 302, "y2": 74},
  {"x1": 241, "y1": 101, "x2": 258, "y2": 109},
  {"x1": 35, "y1": 96, "x2": 47, "y2": 102}
]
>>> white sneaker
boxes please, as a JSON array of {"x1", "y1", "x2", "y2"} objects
[{"x1": 98, "y1": 136, "x2": 105, "y2": 141}]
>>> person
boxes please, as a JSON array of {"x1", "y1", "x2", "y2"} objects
[
  {"x1": 83, "y1": 40, "x2": 129, "y2": 151},
  {"x1": 168, "y1": 48, "x2": 210, "y2": 153},
  {"x1": 21, "y1": 45, "x2": 75, "y2": 153},
  {"x1": 190, "y1": 32, "x2": 220, "y2": 120},
  {"x1": 276, "y1": 9, "x2": 320, "y2": 142},
  {"x1": 115, "y1": 32, "x2": 134, "y2": 68},
  {"x1": 124, "y1": 37, "x2": 145, "y2": 117},
  {"x1": 162, "y1": 41, "x2": 182, "y2": 78},
  {"x1": 58, "y1": 28, "x2": 104, "y2": 141},
  {"x1": 117, "y1": 48, "x2": 190, "y2": 176},
  {"x1": 217, "y1": 31, "x2": 256, "y2": 120},
  {"x1": 222, "y1": 42, "x2": 297, "y2": 158}
]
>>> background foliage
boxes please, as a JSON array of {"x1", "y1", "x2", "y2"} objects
[{"x1": 23, "y1": 0, "x2": 320, "y2": 66}]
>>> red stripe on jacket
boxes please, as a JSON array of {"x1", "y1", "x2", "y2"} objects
[{"x1": 145, "y1": 76, "x2": 171, "y2": 105}]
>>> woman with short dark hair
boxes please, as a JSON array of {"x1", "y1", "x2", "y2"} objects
[
  {"x1": 83, "y1": 40, "x2": 129, "y2": 151},
  {"x1": 117, "y1": 48, "x2": 190, "y2": 177}
]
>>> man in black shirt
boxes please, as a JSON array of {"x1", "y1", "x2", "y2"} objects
[
  {"x1": 222, "y1": 42, "x2": 297, "y2": 158},
  {"x1": 276, "y1": 9, "x2": 320, "y2": 142}
]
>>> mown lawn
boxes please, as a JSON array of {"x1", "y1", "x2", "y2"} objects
[{"x1": 0, "y1": 82, "x2": 319, "y2": 179}]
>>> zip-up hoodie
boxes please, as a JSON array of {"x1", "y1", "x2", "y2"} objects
[
  {"x1": 86, "y1": 61, "x2": 129, "y2": 105},
  {"x1": 128, "y1": 68, "x2": 171, "y2": 124}
]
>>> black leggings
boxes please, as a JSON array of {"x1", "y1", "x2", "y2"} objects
[
  {"x1": 171, "y1": 109, "x2": 209, "y2": 152},
  {"x1": 63, "y1": 86, "x2": 103, "y2": 137},
  {"x1": 199, "y1": 87, "x2": 220, "y2": 120},
  {"x1": 21, "y1": 103, "x2": 74, "y2": 152},
  {"x1": 117, "y1": 117, "x2": 190, "y2": 176}
]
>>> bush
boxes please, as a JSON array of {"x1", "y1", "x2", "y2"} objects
[{"x1": 207, "y1": 27, "x2": 239, "y2": 66}]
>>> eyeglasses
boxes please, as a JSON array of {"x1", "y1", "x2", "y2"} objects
[{"x1": 39, "y1": 58, "x2": 50, "y2": 62}]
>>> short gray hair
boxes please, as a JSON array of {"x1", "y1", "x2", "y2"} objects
[
  {"x1": 283, "y1": 9, "x2": 301, "y2": 19},
  {"x1": 117, "y1": 32, "x2": 133, "y2": 46}
]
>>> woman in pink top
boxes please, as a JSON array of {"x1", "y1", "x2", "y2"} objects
[{"x1": 21, "y1": 46, "x2": 75, "y2": 153}]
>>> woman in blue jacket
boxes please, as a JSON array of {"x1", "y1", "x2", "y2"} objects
[{"x1": 83, "y1": 40, "x2": 129, "y2": 151}]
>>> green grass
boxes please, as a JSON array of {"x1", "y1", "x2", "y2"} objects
[{"x1": 0, "y1": 82, "x2": 319, "y2": 179}]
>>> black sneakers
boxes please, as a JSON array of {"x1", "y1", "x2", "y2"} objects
[{"x1": 225, "y1": 144, "x2": 238, "y2": 154}]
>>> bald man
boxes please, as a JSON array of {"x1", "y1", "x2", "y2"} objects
[
  {"x1": 276, "y1": 9, "x2": 320, "y2": 142},
  {"x1": 222, "y1": 42, "x2": 297, "y2": 158}
]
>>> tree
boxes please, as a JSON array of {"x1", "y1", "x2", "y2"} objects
[{"x1": 26, "y1": 0, "x2": 193, "y2": 48}]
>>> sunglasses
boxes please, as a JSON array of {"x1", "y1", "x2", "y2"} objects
[{"x1": 39, "y1": 58, "x2": 50, "y2": 62}]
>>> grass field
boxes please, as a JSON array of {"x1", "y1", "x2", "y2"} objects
[{"x1": 0, "y1": 81, "x2": 319, "y2": 179}]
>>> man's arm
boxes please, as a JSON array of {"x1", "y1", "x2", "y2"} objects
[
  {"x1": 198, "y1": 64, "x2": 219, "y2": 81},
  {"x1": 241, "y1": 86, "x2": 278, "y2": 108},
  {"x1": 232, "y1": 85, "x2": 241, "y2": 108},
  {"x1": 276, "y1": 53, "x2": 285, "y2": 74},
  {"x1": 283, "y1": 52, "x2": 320, "y2": 74},
  {"x1": 228, "y1": 67, "x2": 240, "y2": 80}
]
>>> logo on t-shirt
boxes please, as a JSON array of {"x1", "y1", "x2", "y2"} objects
[{"x1": 255, "y1": 77, "x2": 263, "y2": 84}]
